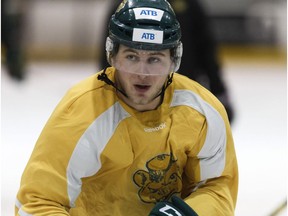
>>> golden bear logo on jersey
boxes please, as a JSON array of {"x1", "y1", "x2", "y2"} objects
[{"x1": 133, "y1": 154, "x2": 182, "y2": 203}]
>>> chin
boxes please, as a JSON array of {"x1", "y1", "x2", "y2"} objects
[{"x1": 131, "y1": 98, "x2": 149, "y2": 106}]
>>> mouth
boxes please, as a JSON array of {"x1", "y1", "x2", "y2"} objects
[{"x1": 134, "y1": 84, "x2": 151, "y2": 93}]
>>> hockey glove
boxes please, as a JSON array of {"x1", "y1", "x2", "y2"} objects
[{"x1": 149, "y1": 195, "x2": 198, "y2": 216}]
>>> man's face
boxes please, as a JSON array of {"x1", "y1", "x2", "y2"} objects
[{"x1": 111, "y1": 45, "x2": 174, "y2": 111}]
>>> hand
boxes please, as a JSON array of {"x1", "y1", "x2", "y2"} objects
[{"x1": 148, "y1": 196, "x2": 198, "y2": 216}]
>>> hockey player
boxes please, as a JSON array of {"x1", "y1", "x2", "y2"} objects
[
  {"x1": 15, "y1": 0, "x2": 238, "y2": 215},
  {"x1": 99, "y1": 0, "x2": 235, "y2": 123}
]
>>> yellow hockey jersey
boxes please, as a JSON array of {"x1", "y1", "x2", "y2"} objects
[{"x1": 15, "y1": 67, "x2": 238, "y2": 216}]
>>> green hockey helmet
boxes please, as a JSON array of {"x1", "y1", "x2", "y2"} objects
[{"x1": 108, "y1": 0, "x2": 182, "y2": 51}]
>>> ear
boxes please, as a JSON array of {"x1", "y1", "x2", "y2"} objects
[{"x1": 109, "y1": 56, "x2": 116, "y2": 67}]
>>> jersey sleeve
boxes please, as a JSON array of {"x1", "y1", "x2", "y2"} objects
[
  {"x1": 181, "y1": 94, "x2": 238, "y2": 215},
  {"x1": 15, "y1": 78, "x2": 99, "y2": 216},
  {"x1": 185, "y1": 119, "x2": 238, "y2": 216},
  {"x1": 15, "y1": 105, "x2": 77, "y2": 215}
]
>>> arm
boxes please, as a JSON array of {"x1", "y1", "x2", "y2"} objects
[
  {"x1": 15, "y1": 113, "x2": 74, "y2": 215},
  {"x1": 183, "y1": 108, "x2": 238, "y2": 215},
  {"x1": 15, "y1": 88, "x2": 92, "y2": 216}
]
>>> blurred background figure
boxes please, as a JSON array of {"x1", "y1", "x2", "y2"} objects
[
  {"x1": 1, "y1": 0, "x2": 27, "y2": 80},
  {"x1": 98, "y1": 0, "x2": 235, "y2": 123}
]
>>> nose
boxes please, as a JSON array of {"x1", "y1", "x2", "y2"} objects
[
  {"x1": 137, "y1": 62, "x2": 150, "y2": 75},
  {"x1": 137, "y1": 74, "x2": 148, "y2": 80}
]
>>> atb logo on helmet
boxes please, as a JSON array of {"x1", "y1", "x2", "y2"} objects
[
  {"x1": 133, "y1": 7, "x2": 164, "y2": 21},
  {"x1": 133, "y1": 28, "x2": 163, "y2": 44}
]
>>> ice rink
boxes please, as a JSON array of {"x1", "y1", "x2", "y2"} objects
[{"x1": 1, "y1": 55, "x2": 287, "y2": 215}]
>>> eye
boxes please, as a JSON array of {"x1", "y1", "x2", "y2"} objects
[
  {"x1": 126, "y1": 54, "x2": 138, "y2": 61},
  {"x1": 148, "y1": 57, "x2": 160, "y2": 64}
]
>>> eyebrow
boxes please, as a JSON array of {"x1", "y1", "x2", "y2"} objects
[{"x1": 122, "y1": 48, "x2": 167, "y2": 57}]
